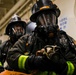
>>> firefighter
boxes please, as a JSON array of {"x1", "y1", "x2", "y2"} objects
[
  {"x1": 7, "y1": 0, "x2": 76, "y2": 75},
  {"x1": 0, "y1": 14, "x2": 26, "y2": 72}
]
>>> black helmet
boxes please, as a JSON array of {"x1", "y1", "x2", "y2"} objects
[
  {"x1": 5, "y1": 14, "x2": 26, "y2": 36},
  {"x1": 30, "y1": 0, "x2": 60, "y2": 22},
  {"x1": 26, "y1": 21, "x2": 37, "y2": 34}
]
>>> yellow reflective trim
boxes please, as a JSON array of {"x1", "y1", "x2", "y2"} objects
[
  {"x1": 51, "y1": 72, "x2": 56, "y2": 75},
  {"x1": 18, "y1": 55, "x2": 28, "y2": 70},
  {"x1": 70, "y1": 62, "x2": 75, "y2": 75},
  {"x1": 0, "y1": 62, "x2": 2, "y2": 66},
  {"x1": 40, "y1": 6, "x2": 50, "y2": 10},
  {"x1": 66, "y1": 61, "x2": 75, "y2": 75}
]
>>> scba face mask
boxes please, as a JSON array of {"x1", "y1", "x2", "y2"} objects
[
  {"x1": 36, "y1": 11, "x2": 58, "y2": 36},
  {"x1": 12, "y1": 24, "x2": 25, "y2": 38}
]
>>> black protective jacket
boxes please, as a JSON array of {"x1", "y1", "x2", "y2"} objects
[
  {"x1": 0, "y1": 40, "x2": 13, "y2": 63},
  {"x1": 0, "y1": 40, "x2": 16, "y2": 72},
  {"x1": 7, "y1": 30, "x2": 76, "y2": 75}
]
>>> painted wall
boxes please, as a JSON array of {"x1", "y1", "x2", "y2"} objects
[
  {"x1": 54, "y1": 0, "x2": 76, "y2": 40},
  {"x1": 0, "y1": 35, "x2": 9, "y2": 43}
]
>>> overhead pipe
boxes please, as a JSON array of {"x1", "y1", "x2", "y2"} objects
[
  {"x1": 0, "y1": 0, "x2": 27, "y2": 28},
  {"x1": 19, "y1": 0, "x2": 36, "y2": 18},
  {"x1": 20, "y1": 4, "x2": 33, "y2": 17},
  {"x1": 0, "y1": 6, "x2": 32, "y2": 31},
  {"x1": 15, "y1": 0, "x2": 31, "y2": 14},
  {"x1": 0, "y1": 5, "x2": 32, "y2": 32},
  {"x1": 0, "y1": 0, "x2": 31, "y2": 30}
]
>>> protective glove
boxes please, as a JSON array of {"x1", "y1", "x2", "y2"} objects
[
  {"x1": 36, "y1": 45, "x2": 61, "y2": 61},
  {"x1": 43, "y1": 45, "x2": 60, "y2": 59},
  {"x1": 25, "y1": 45, "x2": 67, "y2": 74},
  {"x1": 36, "y1": 45, "x2": 67, "y2": 74},
  {"x1": 45, "y1": 45, "x2": 68, "y2": 74}
]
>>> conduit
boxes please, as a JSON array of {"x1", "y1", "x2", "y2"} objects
[
  {"x1": 15, "y1": 0, "x2": 31, "y2": 14},
  {"x1": 20, "y1": 4, "x2": 32, "y2": 17},
  {"x1": 0, "y1": 0, "x2": 30, "y2": 30}
]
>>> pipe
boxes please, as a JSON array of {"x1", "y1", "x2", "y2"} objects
[
  {"x1": 19, "y1": 0, "x2": 35, "y2": 17},
  {"x1": 0, "y1": 0, "x2": 27, "y2": 27},
  {"x1": 0, "y1": 0, "x2": 30, "y2": 30},
  {"x1": 20, "y1": 4, "x2": 33, "y2": 17},
  {"x1": 0, "y1": 0, "x2": 31, "y2": 30},
  {"x1": 0, "y1": 6, "x2": 31, "y2": 31},
  {"x1": 15, "y1": 0, "x2": 31, "y2": 14}
]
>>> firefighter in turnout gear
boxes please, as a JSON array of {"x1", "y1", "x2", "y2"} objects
[
  {"x1": 7, "y1": 0, "x2": 76, "y2": 75},
  {"x1": 0, "y1": 14, "x2": 26, "y2": 72}
]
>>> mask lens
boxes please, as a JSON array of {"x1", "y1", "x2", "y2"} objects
[
  {"x1": 12, "y1": 25, "x2": 25, "y2": 36},
  {"x1": 36, "y1": 11, "x2": 56, "y2": 26}
]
